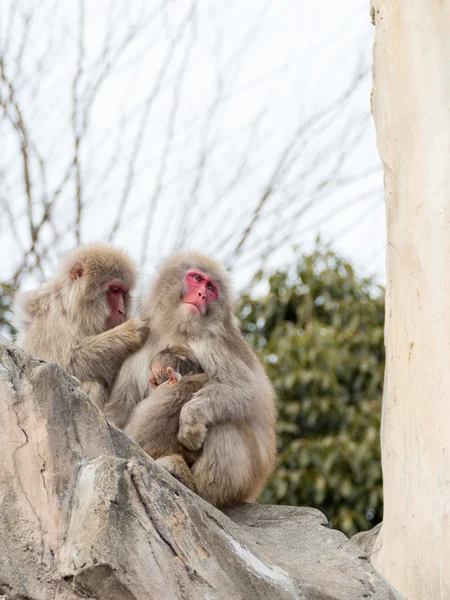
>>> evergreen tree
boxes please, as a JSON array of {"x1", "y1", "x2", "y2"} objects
[{"x1": 240, "y1": 244, "x2": 384, "y2": 536}]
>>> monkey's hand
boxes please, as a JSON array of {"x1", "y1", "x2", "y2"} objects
[
  {"x1": 150, "y1": 360, "x2": 165, "y2": 385},
  {"x1": 70, "y1": 319, "x2": 149, "y2": 385},
  {"x1": 178, "y1": 401, "x2": 208, "y2": 451},
  {"x1": 118, "y1": 318, "x2": 150, "y2": 350}
]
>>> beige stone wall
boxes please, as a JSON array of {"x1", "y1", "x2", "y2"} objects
[{"x1": 371, "y1": 1, "x2": 450, "y2": 598}]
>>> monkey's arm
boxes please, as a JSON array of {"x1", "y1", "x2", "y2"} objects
[
  {"x1": 178, "y1": 357, "x2": 268, "y2": 451},
  {"x1": 69, "y1": 319, "x2": 149, "y2": 386},
  {"x1": 103, "y1": 346, "x2": 152, "y2": 429}
]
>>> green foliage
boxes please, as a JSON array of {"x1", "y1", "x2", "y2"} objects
[
  {"x1": 0, "y1": 282, "x2": 16, "y2": 338},
  {"x1": 240, "y1": 243, "x2": 384, "y2": 536}
]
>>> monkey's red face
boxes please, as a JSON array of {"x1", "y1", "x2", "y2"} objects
[
  {"x1": 105, "y1": 280, "x2": 128, "y2": 328},
  {"x1": 182, "y1": 270, "x2": 218, "y2": 316}
]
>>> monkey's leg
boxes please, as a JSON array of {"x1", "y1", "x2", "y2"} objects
[
  {"x1": 191, "y1": 423, "x2": 258, "y2": 507},
  {"x1": 156, "y1": 454, "x2": 198, "y2": 494}
]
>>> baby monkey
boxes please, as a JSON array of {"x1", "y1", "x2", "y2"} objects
[
  {"x1": 126, "y1": 345, "x2": 208, "y2": 485},
  {"x1": 149, "y1": 344, "x2": 203, "y2": 388}
]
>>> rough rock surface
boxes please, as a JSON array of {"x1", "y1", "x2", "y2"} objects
[
  {"x1": 0, "y1": 337, "x2": 399, "y2": 599},
  {"x1": 352, "y1": 523, "x2": 382, "y2": 558}
]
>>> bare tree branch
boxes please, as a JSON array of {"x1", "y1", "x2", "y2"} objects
[
  {"x1": 107, "y1": 2, "x2": 198, "y2": 242},
  {"x1": 72, "y1": 0, "x2": 86, "y2": 244},
  {"x1": 0, "y1": 1, "x2": 380, "y2": 301},
  {"x1": 140, "y1": 1, "x2": 198, "y2": 268},
  {"x1": 228, "y1": 60, "x2": 368, "y2": 263}
]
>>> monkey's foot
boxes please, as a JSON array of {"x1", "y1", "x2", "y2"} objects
[{"x1": 156, "y1": 454, "x2": 198, "y2": 493}]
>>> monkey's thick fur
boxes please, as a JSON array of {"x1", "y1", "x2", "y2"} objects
[
  {"x1": 127, "y1": 344, "x2": 205, "y2": 466},
  {"x1": 126, "y1": 372, "x2": 207, "y2": 467},
  {"x1": 13, "y1": 244, "x2": 149, "y2": 409},
  {"x1": 148, "y1": 343, "x2": 204, "y2": 386},
  {"x1": 108, "y1": 252, "x2": 277, "y2": 508}
]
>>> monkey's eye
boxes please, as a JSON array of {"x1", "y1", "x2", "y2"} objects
[
  {"x1": 193, "y1": 274, "x2": 202, "y2": 282},
  {"x1": 207, "y1": 283, "x2": 215, "y2": 292}
]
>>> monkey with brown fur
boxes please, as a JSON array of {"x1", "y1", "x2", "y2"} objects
[
  {"x1": 107, "y1": 252, "x2": 277, "y2": 507},
  {"x1": 148, "y1": 343, "x2": 204, "y2": 388},
  {"x1": 126, "y1": 344, "x2": 206, "y2": 488},
  {"x1": 13, "y1": 244, "x2": 149, "y2": 409}
]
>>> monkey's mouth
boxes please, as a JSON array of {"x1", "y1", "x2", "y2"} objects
[{"x1": 183, "y1": 302, "x2": 203, "y2": 315}]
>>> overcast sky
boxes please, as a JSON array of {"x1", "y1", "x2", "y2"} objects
[{"x1": 0, "y1": 0, "x2": 385, "y2": 291}]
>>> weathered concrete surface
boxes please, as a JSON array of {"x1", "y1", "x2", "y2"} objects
[
  {"x1": 371, "y1": 0, "x2": 450, "y2": 597},
  {"x1": 0, "y1": 337, "x2": 399, "y2": 599}
]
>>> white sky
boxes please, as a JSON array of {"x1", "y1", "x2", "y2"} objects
[{"x1": 0, "y1": 0, "x2": 385, "y2": 291}]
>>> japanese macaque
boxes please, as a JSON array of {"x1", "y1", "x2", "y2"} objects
[
  {"x1": 13, "y1": 244, "x2": 149, "y2": 409},
  {"x1": 125, "y1": 345, "x2": 206, "y2": 484},
  {"x1": 107, "y1": 253, "x2": 277, "y2": 507},
  {"x1": 148, "y1": 343, "x2": 204, "y2": 387}
]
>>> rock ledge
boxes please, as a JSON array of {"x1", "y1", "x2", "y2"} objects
[{"x1": 0, "y1": 338, "x2": 398, "y2": 599}]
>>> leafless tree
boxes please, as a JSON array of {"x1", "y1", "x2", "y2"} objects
[{"x1": 0, "y1": 0, "x2": 381, "y2": 334}]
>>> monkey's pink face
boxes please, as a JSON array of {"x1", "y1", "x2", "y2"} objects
[
  {"x1": 182, "y1": 270, "x2": 218, "y2": 316},
  {"x1": 105, "y1": 280, "x2": 128, "y2": 329}
]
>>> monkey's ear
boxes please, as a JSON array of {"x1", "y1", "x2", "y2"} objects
[{"x1": 70, "y1": 262, "x2": 84, "y2": 281}]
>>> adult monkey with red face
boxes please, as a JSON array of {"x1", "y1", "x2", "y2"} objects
[
  {"x1": 13, "y1": 244, "x2": 149, "y2": 409},
  {"x1": 106, "y1": 252, "x2": 277, "y2": 507}
]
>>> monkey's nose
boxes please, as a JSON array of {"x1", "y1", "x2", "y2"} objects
[{"x1": 198, "y1": 291, "x2": 206, "y2": 299}]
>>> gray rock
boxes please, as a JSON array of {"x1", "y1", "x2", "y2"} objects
[
  {"x1": 0, "y1": 337, "x2": 400, "y2": 599},
  {"x1": 352, "y1": 523, "x2": 383, "y2": 557}
]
